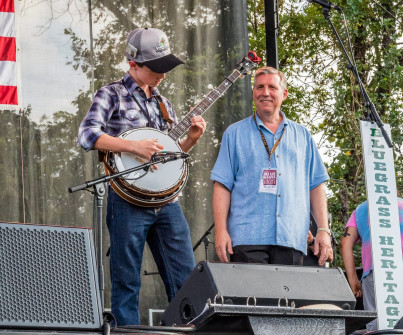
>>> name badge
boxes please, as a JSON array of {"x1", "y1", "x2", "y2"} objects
[{"x1": 259, "y1": 168, "x2": 277, "y2": 194}]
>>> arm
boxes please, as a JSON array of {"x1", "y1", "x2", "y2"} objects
[
  {"x1": 78, "y1": 86, "x2": 164, "y2": 159},
  {"x1": 94, "y1": 133, "x2": 163, "y2": 160},
  {"x1": 95, "y1": 114, "x2": 205, "y2": 161},
  {"x1": 310, "y1": 183, "x2": 333, "y2": 266},
  {"x1": 179, "y1": 115, "x2": 206, "y2": 152},
  {"x1": 340, "y1": 226, "x2": 362, "y2": 297},
  {"x1": 213, "y1": 181, "x2": 233, "y2": 262},
  {"x1": 95, "y1": 114, "x2": 205, "y2": 159}
]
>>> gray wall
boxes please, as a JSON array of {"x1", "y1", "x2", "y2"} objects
[{"x1": 2, "y1": 0, "x2": 252, "y2": 325}]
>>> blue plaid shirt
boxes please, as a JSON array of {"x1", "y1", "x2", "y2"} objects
[{"x1": 78, "y1": 72, "x2": 178, "y2": 151}]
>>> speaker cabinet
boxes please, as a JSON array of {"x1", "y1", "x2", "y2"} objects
[
  {"x1": 0, "y1": 222, "x2": 102, "y2": 329},
  {"x1": 162, "y1": 261, "x2": 356, "y2": 326},
  {"x1": 395, "y1": 316, "x2": 403, "y2": 329}
]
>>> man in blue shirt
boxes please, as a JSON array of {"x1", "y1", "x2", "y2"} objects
[
  {"x1": 211, "y1": 66, "x2": 332, "y2": 266},
  {"x1": 78, "y1": 28, "x2": 206, "y2": 326}
]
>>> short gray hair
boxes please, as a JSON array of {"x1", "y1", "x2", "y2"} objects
[{"x1": 253, "y1": 66, "x2": 287, "y2": 90}]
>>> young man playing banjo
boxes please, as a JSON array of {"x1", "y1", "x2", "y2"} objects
[{"x1": 78, "y1": 27, "x2": 206, "y2": 326}]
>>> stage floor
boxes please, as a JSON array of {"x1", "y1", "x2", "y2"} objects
[{"x1": 0, "y1": 305, "x2": 377, "y2": 335}]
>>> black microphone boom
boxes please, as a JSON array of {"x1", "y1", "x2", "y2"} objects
[
  {"x1": 151, "y1": 151, "x2": 190, "y2": 164},
  {"x1": 307, "y1": 0, "x2": 342, "y2": 11}
]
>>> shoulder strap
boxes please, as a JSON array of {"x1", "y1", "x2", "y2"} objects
[{"x1": 155, "y1": 95, "x2": 174, "y2": 125}]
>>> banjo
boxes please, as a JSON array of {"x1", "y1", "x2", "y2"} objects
[{"x1": 103, "y1": 51, "x2": 261, "y2": 207}]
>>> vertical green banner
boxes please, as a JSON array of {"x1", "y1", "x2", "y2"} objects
[{"x1": 361, "y1": 120, "x2": 403, "y2": 329}]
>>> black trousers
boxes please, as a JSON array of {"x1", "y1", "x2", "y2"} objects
[{"x1": 230, "y1": 245, "x2": 303, "y2": 266}]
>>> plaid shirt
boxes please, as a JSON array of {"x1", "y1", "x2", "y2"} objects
[{"x1": 78, "y1": 72, "x2": 178, "y2": 151}]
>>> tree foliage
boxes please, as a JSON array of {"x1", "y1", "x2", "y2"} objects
[
  {"x1": 3, "y1": 0, "x2": 401, "y2": 319},
  {"x1": 248, "y1": 0, "x2": 403, "y2": 266}
]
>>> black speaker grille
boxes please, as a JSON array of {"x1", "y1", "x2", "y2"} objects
[{"x1": 0, "y1": 223, "x2": 102, "y2": 329}]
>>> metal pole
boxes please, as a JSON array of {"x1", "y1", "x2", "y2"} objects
[
  {"x1": 264, "y1": 0, "x2": 279, "y2": 69},
  {"x1": 95, "y1": 183, "x2": 105, "y2": 311},
  {"x1": 88, "y1": 0, "x2": 95, "y2": 100}
]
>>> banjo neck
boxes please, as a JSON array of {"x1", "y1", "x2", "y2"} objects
[
  {"x1": 103, "y1": 51, "x2": 261, "y2": 207},
  {"x1": 167, "y1": 69, "x2": 242, "y2": 142}
]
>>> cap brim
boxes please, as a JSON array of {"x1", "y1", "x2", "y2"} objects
[{"x1": 142, "y1": 54, "x2": 184, "y2": 74}]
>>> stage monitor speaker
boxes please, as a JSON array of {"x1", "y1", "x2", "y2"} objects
[
  {"x1": 0, "y1": 222, "x2": 103, "y2": 330},
  {"x1": 395, "y1": 316, "x2": 403, "y2": 329},
  {"x1": 161, "y1": 261, "x2": 356, "y2": 326}
]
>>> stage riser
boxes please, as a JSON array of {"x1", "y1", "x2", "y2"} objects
[{"x1": 249, "y1": 316, "x2": 345, "y2": 335}]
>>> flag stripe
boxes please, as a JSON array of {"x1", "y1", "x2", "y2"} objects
[
  {"x1": 0, "y1": 61, "x2": 16, "y2": 85},
  {"x1": 0, "y1": 12, "x2": 15, "y2": 37},
  {"x1": 0, "y1": 0, "x2": 18, "y2": 107},
  {"x1": 0, "y1": 37, "x2": 16, "y2": 61},
  {"x1": 0, "y1": 0, "x2": 14, "y2": 13},
  {"x1": 0, "y1": 85, "x2": 17, "y2": 105}
]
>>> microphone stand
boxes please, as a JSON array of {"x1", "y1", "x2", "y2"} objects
[
  {"x1": 193, "y1": 223, "x2": 215, "y2": 261},
  {"x1": 328, "y1": 213, "x2": 338, "y2": 268},
  {"x1": 330, "y1": 230, "x2": 338, "y2": 268},
  {"x1": 322, "y1": 8, "x2": 392, "y2": 148},
  {"x1": 68, "y1": 156, "x2": 182, "y2": 311}
]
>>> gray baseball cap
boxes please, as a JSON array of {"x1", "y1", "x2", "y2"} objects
[{"x1": 125, "y1": 27, "x2": 184, "y2": 74}]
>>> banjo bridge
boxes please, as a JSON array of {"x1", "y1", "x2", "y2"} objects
[{"x1": 135, "y1": 156, "x2": 155, "y2": 173}]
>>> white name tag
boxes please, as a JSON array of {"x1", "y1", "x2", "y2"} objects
[{"x1": 259, "y1": 168, "x2": 277, "y2": 194}]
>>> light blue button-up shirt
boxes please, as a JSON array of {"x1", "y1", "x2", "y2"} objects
[{"x1": 211, "y1": 112, "x2": 329, "y2": 254}]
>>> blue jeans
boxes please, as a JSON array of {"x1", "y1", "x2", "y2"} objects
[{"x1": 106, "y1": 190, "x2": 195, "y2": 326}]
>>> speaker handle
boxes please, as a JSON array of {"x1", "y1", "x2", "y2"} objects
[
  {"x1": 246, "y1": 296, "x2": 257, "y2": 307},
  {"x1": 278, "y1": 297, "x2": 289, "y2": 308},
  {"x1": 213, "y1": 293, "x2": 224, "y2": 305}
]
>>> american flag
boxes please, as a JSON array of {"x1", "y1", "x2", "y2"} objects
[{"x1": 0, "y1": 0, "x2": 19, "y2": 108}]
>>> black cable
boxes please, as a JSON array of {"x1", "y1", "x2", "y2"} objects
[
  {"x1": 103, "y1": 311, "x2": 117, "y2": 333},
  {"x1": 103, "y1": 321, "x2": 110, "y2": 335}
]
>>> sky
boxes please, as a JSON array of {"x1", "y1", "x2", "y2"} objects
[{"x1": 17, "y1": 0, "x2": 89, "y2": 123}]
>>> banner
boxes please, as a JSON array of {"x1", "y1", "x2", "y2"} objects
[
  {"x1": 0, "y1": 0, "x2": 20, "y2": 108},
  {"x1": 361, "y1": 120, "x2": 403, "y2": 329}
]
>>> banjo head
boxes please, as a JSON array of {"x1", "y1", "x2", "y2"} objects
[{"x1": 112, "y1": 128, "x2": 188, "y2": 194}]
